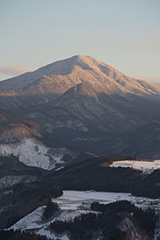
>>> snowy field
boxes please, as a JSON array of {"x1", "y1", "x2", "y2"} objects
[
  {"x1": 53, "y1": 190, "x2": 133, "y2": 210},
  {"x1": 110, "y1": 160, "x2": 160, "y2": 173},
  {"x1": 52, "y1": 190, "x2": 160, "y2": 211}
]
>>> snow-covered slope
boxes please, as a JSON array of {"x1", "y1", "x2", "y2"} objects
[
  {"x1": 0, "y1": 138, "x2": 78, "y2": 170},
  {"x1": 0, "y1": 115, "x2": 78, "y2": 170}
]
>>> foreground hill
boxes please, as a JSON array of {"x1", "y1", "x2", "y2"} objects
[{"x1": 0, "y1": 155, "x2": 160, "y2": 230}]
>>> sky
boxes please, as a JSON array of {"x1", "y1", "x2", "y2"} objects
[{"x1": 0, "y1": 0, "x2": 160, "y2": 85}]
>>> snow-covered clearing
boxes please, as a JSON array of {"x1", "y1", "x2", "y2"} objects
[{"x1": 111, "y1": 160, "x2": 160, "y2": 173}]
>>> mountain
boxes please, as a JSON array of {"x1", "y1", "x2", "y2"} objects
[{"x1": 0, "y1": 55, "x2": 160, "y2": 169}]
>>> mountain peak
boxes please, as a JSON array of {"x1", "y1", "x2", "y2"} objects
[
  {"x1": 63, "y1": 54, "x2": 97, "y2": 62},
  {"x1": 68, "y1": 54, "x2": 106, "y2": 70}
]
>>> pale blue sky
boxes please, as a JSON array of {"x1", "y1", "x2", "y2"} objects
[{"x1": 0, "y1": 0, "x2": 160, "y2": 84}]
